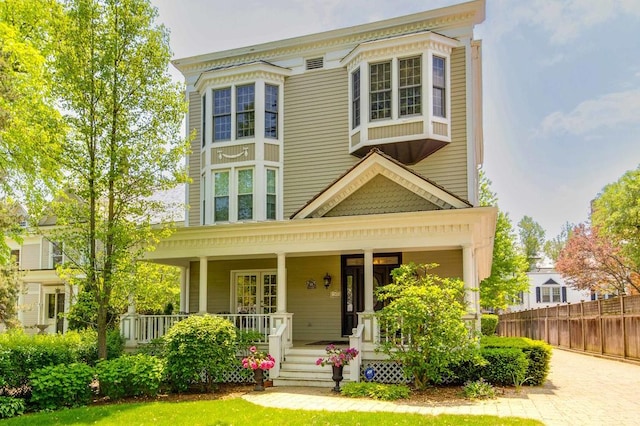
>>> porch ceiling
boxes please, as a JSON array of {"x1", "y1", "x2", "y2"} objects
[{"x1": 145, "y1": 207, "x2": 497, "y2": 279}]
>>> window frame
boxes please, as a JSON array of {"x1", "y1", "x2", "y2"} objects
[
  {"x1": 432, "y1": 55, "x2": 446, "y2": 118},
  {"x1": 237, "y1": 168, "x2": 254, "y2": 221},
  {"x1": 212, "y1": 87, "x2": 232, "y2": 142},
  {"x1": 50, "y1": 241, "x2": 63, "y2": 269},
  {"x1": 264, "y1": 84, "x2": 278, "y2": 139},
  {"x1": 266, "y1": 168, "x2": 277, "y2": 220},
  {"x1": 236, "y1": 84, "x2": 255, "y2": 139},
  {"x1": 369, "y1": 61, "x2": 392, "y2": 121},
  {"x1": 398, "y1": 55, "x2": 422, "y2": 117},
  {"x1": 213, "y1": 170, "x2": 230, "y2": 222},
  {"x1": 351, "y1": 68, "x2": 361, "y2": 129}
]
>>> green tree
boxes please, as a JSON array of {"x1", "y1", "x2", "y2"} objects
[
  {"x1": 478, "y1": 172, "x2": 529, "y2": 311},
  {"x1": 376, "y1": 263, "x2": 477, "y2": 389},
  {"x1": 592, "y1": 166, "x2": 640, "y2": 274},
  {"x1": 0, "y1": 253, "x2": 21, "y2": 329},
  {"x1": 544, "y1": 222, "x2": 573, "y2": 263},
  {"x1": 518, "y1": 216, "x2": 546, "y2": 270},
  {"x1": 111, "y1": 262, "x2": 180, "y2": 314},
  {"x1": 0, "y1": 0, "x2": 64, "y2": 204},
  {"x1": 51, "y1": 0, "x2": 188, "y2": 358}
]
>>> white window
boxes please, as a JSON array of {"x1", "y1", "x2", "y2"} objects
[
  {"x1": 213, "y1": 88, "x2": 231, "y2": 142},
  {"x1": 369, "y1": 61, "x2": 391, "y2": 121},
  {"x1": 237, "y1": 168, "x2": 253, "y2": 220},
  {"x1": 351, "y1": 69, "x2": 360, "y2": 128},
  {"x1": 265, "y1": 84, "x2": 278, "y2": 138},
  {"x1": 236, "y1": 84, "x2": 255, "y2": 139},
  {"x1": 214, "y1": 171, "x2": 229, "y2": 222},
  {"x1": 266, "y1": 168, "x2": 277, "y2": 220},
  {"x1": 233, "y1": 271, "x2": 277, "y2": 314},
  {"x1": 50, "y1": 242, "x2": 63, "y2": 269},
  {"x1": 432, "y1": 56, "x2": 446, "y2": 118},
  {"x1": 541, "y1": 287, "x2": 561, "y2": 303},
  {"x1": 399, "y1": 56, "x2": 421, "y2": 116}
]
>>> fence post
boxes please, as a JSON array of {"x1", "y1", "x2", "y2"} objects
[
  {"x1": 621, "y1": 296, "x2": 626, "y2": 359},
  {"x1": 567, "y1": 304, "x2": 571, "y2": 349},
  {"x1": 598, "y1": 299, "x2": 604, "y2": 355},
  {"x1": 581, "y1": 301, "x2": 586, "y2": 352}
]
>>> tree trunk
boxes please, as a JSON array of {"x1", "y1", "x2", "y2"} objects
[{"x1": 97, "y1": 304, "x2": 108, "y2": 359}]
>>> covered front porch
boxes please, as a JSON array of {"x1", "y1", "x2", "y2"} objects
[{"x1": 120, "y1": 206, "x2": 496, "y2": 383}]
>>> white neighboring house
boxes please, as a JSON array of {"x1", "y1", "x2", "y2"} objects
[{"x1": 509, "y1": 268, "x2": 591, "y2": 312}]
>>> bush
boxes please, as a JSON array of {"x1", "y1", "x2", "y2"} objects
[
  {"x1": 479, "y1": 347, "x2": 528, "y2": 386},
  {"x1": 0, "y1": 396, "x2": 26, "y2": 419},
  {"x1": 376, "y1": 263, "x2": 478, "y2": 389},
  {"x1": 0, "y1": 330, "x2": 78, "y2": 389},
  {"x1": 481, "y1": 336, "x2": 552, "y2": 385},
  {"x1": 481, "y1": 314, "x2": 499, "y2": 336},
  {"x1": 341, "y1": 382, "x2": 410, "y2": 401},
  {"x1": 96, "y1": 354, "x2": 165, "y2": 400},
  {"x1": 463, "y1": 379, "x2": 496, "y2": 399},
  {"x1": 29, "y1": 363, "x2": 94, "y2": 411},
  {"x1": 163, "y1": 315, "x2": 237, "y2": 392},
  {"x1": 136, "y1": 338, "x2": 166, "y2": 357}
]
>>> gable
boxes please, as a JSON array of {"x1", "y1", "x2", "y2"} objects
[
  {"x1": 324, "y1": 175, "x2": 440, "y2": 217},
  {"x1": 543, "y1": 278, "x2": 559, "y2": 285},
  {"x1": 291, "y1": 149, "x2": 471, "y2": 219}
]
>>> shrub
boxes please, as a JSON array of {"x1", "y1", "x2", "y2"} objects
[
  {"x1": 163, "y1": 315, "x2": 237, "y2": 392},
  {"x1": 136, "y1": 338, "x2": 166, "y2": 357},
  {"x1": 481, "y1": 314, "x2": 499, "y2": 336},
  {"x1": 341, "y1": 382, "x2": 410, "y2": 401},
  {"x1": 0, "y1": 330, "x2": 78, "y2": 389},
  {"x1": 479, "y1": 347, "x2": 528, "y2": 386},
  {"x1": 463, "y1": 379, "x2": 496, "y2": 399},
  {"x1": 376, "y1": 263, "x2": 478, "y2": 389},
  {"x1": 0, "y1": 396, "x2": 26, "y2": 419},
  {"x1": 96, "y1": 354, "x2": 165, "y2": 400},
  {"x1": 481, "y1": 336, "x2": 552, "y2": 385},
  {"x1": 29, "y1": 363, "x2": 94, "y2": 411}
]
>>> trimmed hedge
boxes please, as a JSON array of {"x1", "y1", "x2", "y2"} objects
[
  {"x1": 29, "y1": 363, "x2": 94, "y2": 411},
  {"x1": 479, "y1": 348, "x2": 528, "y2": 386},
  {"x1": 481, "y1": 314, "x2": 499, "y2": 336},
  {"x1": 481, "y1": 336, "x2": 552, "y2": 385},
  {"x1": 96, "y1": 354, "x2": 165, "y2": 400}
]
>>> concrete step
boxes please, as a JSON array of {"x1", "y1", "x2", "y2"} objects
[{"x1": 272, "y1": 376, "x2": 351, "y2": 388}]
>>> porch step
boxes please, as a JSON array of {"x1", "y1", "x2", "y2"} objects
[{"x1": 273, "y1": 347, "x2": 352, "y2": 388}]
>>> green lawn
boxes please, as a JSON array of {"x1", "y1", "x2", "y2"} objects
[{"x1": 2, "y1": 398, "x2": 542, "y2": 425}]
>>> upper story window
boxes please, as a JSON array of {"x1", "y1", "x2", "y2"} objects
[
  {"x1": 236, "y1": 84, "x2": 255, "y2": 139},
  {"x1": 432, "y1": 56, "x2": 446, "y2": 118},
  {"x1": 50, "y1": 241, "x2": 63, "y2": 268},
  {"x1": 201, "y1": 93, "x2": 207, "y2": 147},
  {"x1": 399, "y1": 56, "x2": 421, "y2": 116},
  {"x1": 266, "y1": 168, "x2": 277, "y2": 220},
  {"x1": 237, "y1": 168, "x2": 253, "y2": 220},
  {"x1": 265, "y1": 84, "x2": 278, "y2": 138},
  {"x1": 369, "y1": 61, "x2": 391, "y2": 121},
  {"x1": 213, "y1": 88, "x2": 231, "y2": 142},
  {"x1": 214, "y1": 171, "x2": 229, "y2": 222},
  {"x1": 351, "y1": 69, "x2": 360, "y2": 129}
]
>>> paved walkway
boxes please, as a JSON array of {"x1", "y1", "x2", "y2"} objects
[{"x1": 242, "y1": 349, "x2": 640, "y2": 425}]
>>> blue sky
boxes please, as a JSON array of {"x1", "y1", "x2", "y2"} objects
[{"x1": 150, "y1": 0, "x2": 640, "y2": 240}]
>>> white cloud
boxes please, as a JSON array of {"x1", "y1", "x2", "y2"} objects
[{"x1": 539, "y1": 89, "x2": 640, "y2": 135}]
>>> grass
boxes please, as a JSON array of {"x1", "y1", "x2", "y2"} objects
[{"x1": 1, "y1": 398, "x2": 542, "y2": 426}]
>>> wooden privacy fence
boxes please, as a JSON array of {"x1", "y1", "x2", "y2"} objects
[{"x1": 498, "y1": 294, "x2": 640, "y2": 361}]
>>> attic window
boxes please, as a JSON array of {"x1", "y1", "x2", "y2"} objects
[{"x1": 305, "y1": 57, "x2": 324, "y2": 70}]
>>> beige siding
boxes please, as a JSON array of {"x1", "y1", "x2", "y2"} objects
[
  {"x1": 411, "y1": 46, "x2": 468, "y2": 200},
  {"x1": 21, "y1": 243, "x2": 41, "y2": 270},
  {"x1": 403, "y1": 249, "x2": 463, "y2": 279},
  {"x1": 187, "y1": 91, "x2": 202, "y2": 226},
  {"x1": 264, "y1": 143, "x2": 280, "y2": 162},
  {"x1": 41, "y1": 241, "x2": 50, "y2": 269},
  {"x1": 325, "y1": 175, "x2": 438, "y2": 217},
  {"x1": 369, "y1": 121, "x2": 423, "y2": 140},
  {"x1": 287, "y1": 256, "x2": 342, "y2": 341},
  {"x1": 21, "y1": 283, "x2": 41, "y2": 332},
  {"x1": 283, "y1": 69, "x2": 356, "y2": 217}
]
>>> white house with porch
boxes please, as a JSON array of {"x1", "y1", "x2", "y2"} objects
[{"x1": 121, "y1": 0, "x2": 495, "y2": 386}]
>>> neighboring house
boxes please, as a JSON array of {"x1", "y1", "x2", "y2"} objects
[
  {"x1": 3, "y1": 230, "x2": 75, "y2": 335},
  {"x1": 509, "y1": 268, "x2": 591, "y2": 312},
  {"x1": 121, "y1": 0, "x2": 496, "y2": 384}
]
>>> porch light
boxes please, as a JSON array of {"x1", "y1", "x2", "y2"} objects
[{"x1": 323, "y1": 273, "x2": 332, "y2": 289}]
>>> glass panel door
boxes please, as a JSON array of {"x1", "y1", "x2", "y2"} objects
[
  {"x1": 262, "y1": 273, "x2": 277, "y2": 314},
  {"x1": 234, "y1": 271, "x2": 277, "y2": 314},
  {"x1": 236, "y1": 273, "x2": 258, "y2": 313}
]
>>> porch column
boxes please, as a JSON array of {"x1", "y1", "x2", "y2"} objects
[
  {"x1": 363, "y1": 249, "x2": 374, "y2": 312},
  {"x1": 462, "y1": 245, "x2": 480, "y2": 331},
  {"x1": 276, "y1": 252, "x2": 287, "y2": 313},
  {"x1": 199, "y1": 257, "x2": 208, "y2": 314},
  {"x1": 179, "y1": 266, "x2": 187, "y2": 313}
]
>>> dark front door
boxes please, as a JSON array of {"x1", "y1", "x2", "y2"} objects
[
  {"x1": 341, "y1": 254, "x2": 401, "y2": 336},
  {"x1": 55, "y1": 293, "x2": 65, "y2": 334}
]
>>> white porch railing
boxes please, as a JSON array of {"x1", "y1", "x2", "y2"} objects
[
  {"x1": 120, "y1": 313, "x2": 272, "y2": 346},
  {"x1": 349, "y1": 323, "x2": 365, "y2": 382},
  {"x1": 268, "y1": 323, "x2": 287, "y2": 379}
]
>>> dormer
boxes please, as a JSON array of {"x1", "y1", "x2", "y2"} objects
[{"x1": 342, "y1": 31, "x2": 458, "y2": 165}]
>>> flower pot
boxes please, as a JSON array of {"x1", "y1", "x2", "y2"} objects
[
  {"x1": 332, "y1": 365, "x2": 344, "y2": 393},
  {"x1": 253, "y1": 368, "x2": 265, "y2": 391}
]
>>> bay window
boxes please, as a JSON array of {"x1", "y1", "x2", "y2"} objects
[
  {"x1": 214, "y1": 171, "x2": 229, "y2": 222},
  {"x1": 399, "y1": 56, "x2": 421, "y2": 116},
  {"x1": 213, "y1": 88, "x2": 231, "y2": 142},
  {"x1": 369, "y1": 61, "x2": 391, "y2": 121},
  {"x1": 265, "y1": 84, "x2": 278, "y2": 138},
  {"x1": 352, "y1": 68, "x2": 360, "y2": 129},
  {"x1": 266, "y1": 169, "x2": 277, "y2": 220},
  {"x1": 432, "y1": 56, "x2": 446, "y2": 118},
  {"x1": 237, "y1": 169, "x2": 253, "y2": 220},
  {"x1": 236, "y1": 84, "x2": 255, "y2": 138}
]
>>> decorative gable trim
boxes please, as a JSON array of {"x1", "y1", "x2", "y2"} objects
[{"x1": 291, "y1": 149, "x2": 470, "y2": 219}]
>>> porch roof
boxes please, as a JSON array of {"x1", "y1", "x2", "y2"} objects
[{"x1": 144, "y1": 206, "x2": 497, "y2": 280}]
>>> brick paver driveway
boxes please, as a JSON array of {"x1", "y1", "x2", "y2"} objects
[{"x1": 243, "y1": 349, "x2": 640, "y2": 425}]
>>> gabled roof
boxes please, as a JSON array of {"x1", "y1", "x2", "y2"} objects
[
  {"x1": 291, "y1": 149, "x2": 471, "y2": 219},
  {"x1": 543, "y1": 278, "x2": 559, "y2": 285}
]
